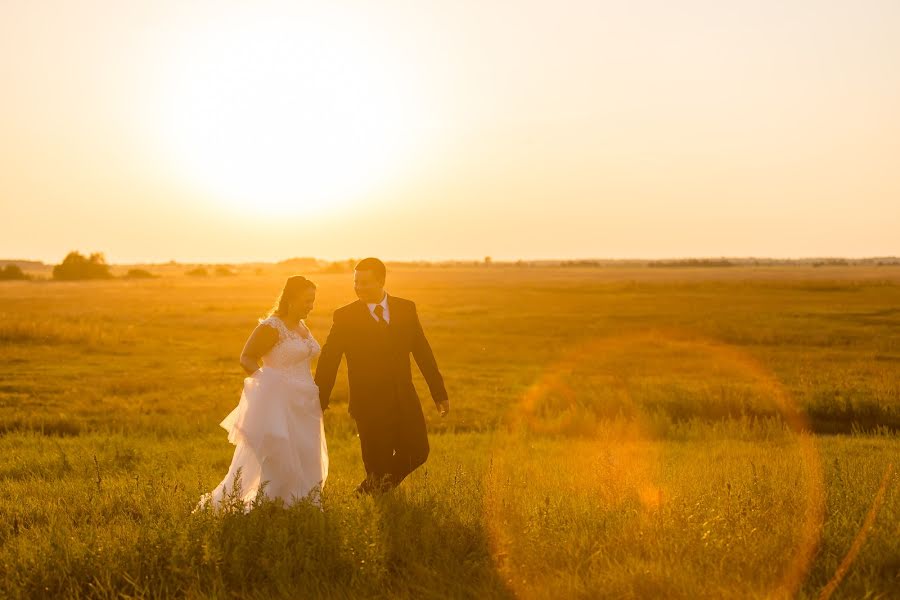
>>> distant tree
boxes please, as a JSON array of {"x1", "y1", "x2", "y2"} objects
[
  {"x1": 186, "y1": 267, "x2": 208, "y2": 277},
  {"x1": 319, "y1": 260, "x2": 355, "y2": 274},
  {"x1": 812, "y1": 259, "x2": 849, "y2": 268},
  {"x1": 649, "y1": 259, "x2": 733, "y2": 269},
  {"x1": 484, "y1": 256, "x2": 492, "y2": 266},
  {"x1": 277, "y1": 257, "x2": 321, "y2": 269},
  {"x1": 124, "y1": 268, "x2": 155, "y2": 279},
  {"x1": 52, "y1": 251, "x2": 112, "y2": 280},
  {"x1": 215, "y1": 266, "x2": 236, "y2": 277},
  {"x1": 0, "y1": 265, "x2": 29, "y2": 280}
]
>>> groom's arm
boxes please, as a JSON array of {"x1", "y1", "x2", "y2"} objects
[
  {"x1": 410, "y1": 303, "x2": 448, "y2": 410},
  {"x1": 314, "y1": 312, "x2": 347, "y2": 410}
]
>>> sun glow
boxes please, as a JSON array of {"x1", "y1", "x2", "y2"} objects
[{"x1": 154, "y1": 10, "x2": 428, "y2": 217}]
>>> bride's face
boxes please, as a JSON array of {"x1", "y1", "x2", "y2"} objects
[{"x1": 288, "y1": 288, "x2": 316, "y2": 319}]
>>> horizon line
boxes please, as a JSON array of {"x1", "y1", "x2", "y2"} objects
[{"x1": 3, "y1": 255, "x2": 899, "y2": 266}]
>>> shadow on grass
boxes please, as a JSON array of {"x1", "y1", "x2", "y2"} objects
[
  {"x1": 366, "y1": 491, "x2": 514, "y2": 599},
  {"x1": 178, "y1": 477, "x2": 514, "y2": 599}
]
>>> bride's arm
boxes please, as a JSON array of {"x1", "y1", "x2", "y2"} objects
[{"x1": 239, "y1": 323, "x2": 279, "y2": 375}]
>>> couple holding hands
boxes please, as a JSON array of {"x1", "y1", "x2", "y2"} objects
[{"x1": 198, "y1": 258, "x2": 448, "y2": 510}]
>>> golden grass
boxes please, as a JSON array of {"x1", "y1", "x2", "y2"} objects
[{"x1": 1, "y1": 266, "x2": 899, "y2": 597}]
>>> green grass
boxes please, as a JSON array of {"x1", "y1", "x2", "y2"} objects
[
  {"x1": 1, "y1": 266, "x2": 899, "y2": 597},
  {"x1": 1, "y1": 430, "x2": 897, "y2": 598}
]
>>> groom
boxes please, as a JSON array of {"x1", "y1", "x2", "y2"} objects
[{"x1": 315, "y1": 257, "x2": 449, "y2": 495}]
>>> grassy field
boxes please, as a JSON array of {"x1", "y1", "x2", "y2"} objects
[{"x1": 1, "y1": 266, "x2": 899, "y2": 598}]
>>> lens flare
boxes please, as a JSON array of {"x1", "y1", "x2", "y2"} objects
[{"x1": 484, "y1": 330, "x2": 826, "y2": 598}]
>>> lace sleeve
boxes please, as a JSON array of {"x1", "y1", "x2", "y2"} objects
[{"x1": 258, "y1": 316, "x2": 285, "y2": 339}]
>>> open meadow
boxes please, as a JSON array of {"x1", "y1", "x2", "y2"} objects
[{"x1": 1, "y1": 265, "x2": 899, "y2": 598}]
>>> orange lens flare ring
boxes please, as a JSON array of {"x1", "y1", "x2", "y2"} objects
[{"x1": 484, "y1": 330, "x2": 826, "y2": 598}]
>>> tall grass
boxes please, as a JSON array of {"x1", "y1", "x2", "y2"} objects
[
  {"x1": 2, "y1": 267, "x2": 899, "y2": 597},
  {"x1": 0, "y1": 430, "x2": 897, "y2": 598},
  {"x1": 0, "y1": 318, "x2": 136, "y2": 346}
]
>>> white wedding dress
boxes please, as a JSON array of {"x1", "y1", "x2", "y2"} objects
[{"x1": 199, "y1": 315, "x2": 328, "y2": 510}]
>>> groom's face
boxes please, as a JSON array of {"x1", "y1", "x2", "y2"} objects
[{"x1": 354, "y1": 269, "x2": 384, "y2": 303}]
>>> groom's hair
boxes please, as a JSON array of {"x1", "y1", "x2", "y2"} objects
[{"x1": 355, "y1": 257, "x2": 386, "y2": 283}]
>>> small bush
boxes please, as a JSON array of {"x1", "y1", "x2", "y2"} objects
[
  {"x1": 0, "y1": 265, "x2": 29, "y2": 280},
  {"x1": 214, "y1": 266, "x2": 236, "y2": 277},
  {"x1": 52, "y1": 252, "x2": 112, "y2": 280},
  {"x1": 124, "y1": 269, "x2": 155, "y2": 279},
  {"x1": 186, "y1": 268, "x2": 208, "y2": 277},
  {"x1": 278, "y1": 257, "x2": 321, "y2": 269},
  {"x1": 648, "y1": 259, "x2": 733, "y2": 268},
  {"x1": 319, "y1": 260, "x2": 355, "y2": 274}
]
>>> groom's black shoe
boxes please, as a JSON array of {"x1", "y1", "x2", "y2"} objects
[{"x1": 355, "y1": 476, "x2": 393, "y2": 497}]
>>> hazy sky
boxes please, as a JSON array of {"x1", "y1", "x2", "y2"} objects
[{"x1": 2, "y1": 0, "x2": 898, "y2": 263}]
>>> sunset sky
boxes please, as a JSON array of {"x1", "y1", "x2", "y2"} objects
[{"x1": 2, "y1": 0, "x2": 898, "y2": 263}]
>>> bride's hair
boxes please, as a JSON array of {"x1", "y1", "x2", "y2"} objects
[{"x1": 267, "y1": 275, "x2": 316, "y2": 318}]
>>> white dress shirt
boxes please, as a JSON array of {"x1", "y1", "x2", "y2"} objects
[{"x1": 366, "y1": 292, "x2": 390, "y2": 324}]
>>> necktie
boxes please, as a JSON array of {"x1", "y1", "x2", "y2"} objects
[{"x1": 374, "y1": 305, "x2": 388, "y2": 328}]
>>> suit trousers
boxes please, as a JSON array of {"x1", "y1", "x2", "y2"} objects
[{"x1": 355, "y1": 399, "x2": 429, "y2": 490}]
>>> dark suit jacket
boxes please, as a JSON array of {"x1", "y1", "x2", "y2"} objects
[{"x1": 314, "y1": 295, "x2": 447, "y2": 420}]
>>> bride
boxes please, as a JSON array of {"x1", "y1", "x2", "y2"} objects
[{"x1": 198, "y1": 275, "x2": 328, "y2": 510}]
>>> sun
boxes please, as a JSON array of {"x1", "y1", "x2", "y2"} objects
[{"x1": 153, "y1": 10, "x2": 427, "y2": 217}]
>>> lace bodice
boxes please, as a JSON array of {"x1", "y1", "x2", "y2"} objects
[{"x1": 258, "y1": 316, "x2": 321, "y2": 377}]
